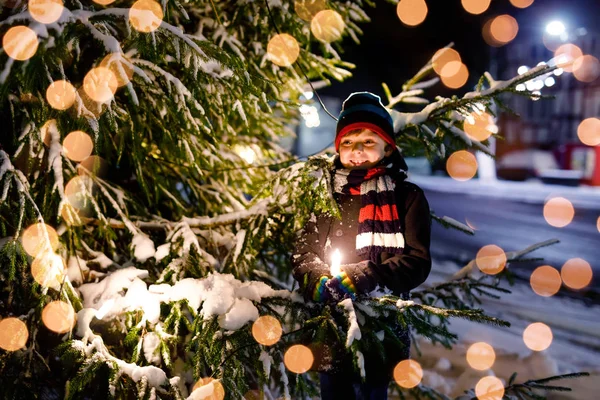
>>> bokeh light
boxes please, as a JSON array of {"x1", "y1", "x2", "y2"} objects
[
  {"x1": 21, "y1": 223, "x2": 59, "y2": 257},
  {"x1": 464, "y1": 112, "x2": 494, "y2": 141},
  {"x1": 561, "y1": 258, "x2": 593, "y2": 290},
  {"x1": 267, "y1": 34, "x2": 300, "y2": 67},
  {"x1": 294, "y1": 0, "x2": 326, "y2": 22},
  {"x1": 577, "y1": 118, "x2": 600, "y2": 146},
  {"x1": 396, "y1": 0, "x2": 428, "y2": 27},
  {"x1": 446, "y1": 150, "x2": 478, "y2": 181},
  {"x1": 284, "y1": 344, "x2": 313, "y2": 374},
  {"x1": 393, "y1": 359, "x2": 423, "y2": 388},
  {"x1": 233, "y1": 145, "x2": 257, "y2": 164},
  {"x1": 28, "y1": 0, "x2": 64, "y2": 24},
  {"x1": 554, "y1": 44, "x2": 582, "y2": 72},
  {"x1": 192, "y1": 377, "x2": 225, "y2": 400},
  {"x1": 489, "y1": 15, "x2": 519, "y2": 45},
  {"x1": 311, "y1": 10, "x2": 345, "y2": 43},
  {"x1": 0, "y1": 317, "x2": 29, "y2": 351},
  {"x1": 573, "y1": 55, "x2": 600, "y2": 83},
  {"x1": 63, "y1": 130, "x2": 94, "y2": 162},
  {"x1": 432, "y1": 48, "x2": 461, "y2": 75},
  {"x1": 476, "y1": 244, "x2": 507, "y2": 275},
  {"x1": 543, "y1": 197, "x2": 574, "y2": 228},
  {"x1": 93, "y1": 0, "x2": 115, "y2": 5},
  {"x1": 60, "y1": 202, "x2": 84, "y2": 226},
  {"x1": 466, "y1": 342, "x2": 495, "y2": 370},
  {"x1": 46, "y1": 80, "x2": 76, "y2": 110},
  {"x1": 530, "y1": 265, "x2": 561, "y2": 297},
  {"x1": 597, "y1": 216, "x2": 600, "y2": 233},
  {"x1": 129, "y1": 0, "x2": 164, "y2": 33},
  {"x1": 440, "y1": 61, "x2": 469, "y2": 88},
  {"x1": 78, "y1": 155, "x2": 108, "y2": 177},
  {"x1": 461, "y1": 0, "x2": 490, "y2": 15},
  {"x1": 83, "y1": 67, "x2": 118, "y2": 103},
  {"x1": 31, "y1": 252, "x2": 66, "y2": 288},
  {"x1": 65, "y1": 175, "x2": 95, "y2": 216},
  {"x1": 42, "y1": 300, "x2": 76, "y2": 333},
  {"x1": 523, "y1": 322, "x2": 553, "y2": 351},
  {"x1": 509, "y1": 0, "x2": 534, "y2": 8},
  {"x1": 252, "y1": 315, "x2": 282, "y2": 346},
  {"x1": 100, "y1": 53, "x2": 134, "y2": 87},
  {"x1": 2, "y1": 26, "x2": 39, "y2": 61},
  {"x1": 475, "y1": 376, "x2": 505, "y2": 400}
]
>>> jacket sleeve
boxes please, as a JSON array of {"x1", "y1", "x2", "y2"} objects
[
  {"x1": 291, "y1": 219, "x2": 332, "y2": 301},
  {"x1": 343, "y1": 186, "x2": 432, "y2": 294}
]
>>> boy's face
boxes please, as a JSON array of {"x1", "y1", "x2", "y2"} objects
[{"x1": 338, "y1": 129, "x2": 393, "y2": 169}]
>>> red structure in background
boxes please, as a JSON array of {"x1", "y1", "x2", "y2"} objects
[{"x1": 556, "y1": 143, "x2": 600, "y2": 186}]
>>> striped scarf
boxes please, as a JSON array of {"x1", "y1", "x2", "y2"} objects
[{"x1": 333, "y1": 151, "x2": 407, "y2": 263}]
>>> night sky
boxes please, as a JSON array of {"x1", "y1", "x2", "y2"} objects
[{"x1": 320, "y1": 0, "x2": 600, "y2": 102}]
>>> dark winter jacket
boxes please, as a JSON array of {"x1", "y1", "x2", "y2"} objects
[{"x1": 291, "y1": 159, "x2": 432, "y2": 383}]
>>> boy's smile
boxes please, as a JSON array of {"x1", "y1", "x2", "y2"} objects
[{"x1": 339, "y1": 129, "x2": 394, "y2": 170}]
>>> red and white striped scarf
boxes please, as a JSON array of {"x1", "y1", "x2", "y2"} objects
[{"x1": 333, "y1": 151, "x2": 407, "y2": 263}]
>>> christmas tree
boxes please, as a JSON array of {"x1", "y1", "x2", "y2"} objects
[{"x1": 0, "y1": 0, "x2": 588, "y2": 399}]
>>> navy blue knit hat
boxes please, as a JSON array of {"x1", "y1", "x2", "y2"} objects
[{"x1": 335, "y1": 92, "x2": 395, "y2": 151}]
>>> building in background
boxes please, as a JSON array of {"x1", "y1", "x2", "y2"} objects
[{"x1": 494, "y1": 24, "x2": 600, "y2": 185}]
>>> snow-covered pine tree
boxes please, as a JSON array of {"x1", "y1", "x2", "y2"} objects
[{"x1": 0, "y1": 0, "x2": 587, "y2": 399}]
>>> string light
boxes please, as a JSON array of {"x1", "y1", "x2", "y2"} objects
[
  {"x1": 396, "y1": 0, "x2": 428, "y2": 27},
  {"x1": 489, "y1": 15, "x2": 519, "y2": 45},
  {"x1": 83, "y1": 67, "x2": 118, "y2": 103},
  {"x1": 446, "y1": 150, "x2": 478, "y2": 181},
  {"x1": 523, "y1": 322, "x2": 553, "y2": 351},
  {"x1": 267, "y1": 34, "x2": 300, "y2": 67},
  {"x1": 530, "y1": 265, "x2": 561, "y2": 297},
  {"x1": 0, "y1": 317, "x2": 29, "y2": 351},
  {"x1": 475, "y1": 244, "x2": 506, "y2": 275},
  {"x1": 63, "y1": 131, "x2": 94, "y2": 162},
  {"x1": 42, "y1": 301, "x2": 76, "y2": 333},
  {"x1": 100, "y1": 53, "x2": 134, "y2": 87},
  {"x1": 466, "y1": 342, "x2": 496, "y2": 370},
  {"x1": 21, "y1": 223, "x2": 59, "y2": 258},
  {"x1": 46, "y1": 80, "x2": 77, "y2": 110},
  {"x1": 475, "y1": 376, "x2": 504, "y2": 400},
  {"x1": 393, "y1": 359, "x2": 423, "y2": 388},
  {"x1": 294, "y1": 0, "x2": 326, "y2": 22},
  {"x1": 192, "y1": 378, "x2": 225, "y2": 400},
  {"x1": 543, "y1": 197, "x2": 574, "y2": 228},
  {"x1": 461, "y1": 0, "x2": 490, "y2": 15},
  {"x1": 251, "y1": 315, "x2": 282, "y2": 346},
  {"x1": 561, "y1": 258, "x2": 593, "y2": 290},
  {"x1": 432, "y1": 48, "x2": 461, "y2": 76},
  {"x1": 311, "y1": 10, "x2": 345, "y2": 43},
  {"x1": 284, "y1": 344, "x2": 313, "y2": 373},
  {"x1": 129, "y1": 0, "x2": 164, "y2": 33}
]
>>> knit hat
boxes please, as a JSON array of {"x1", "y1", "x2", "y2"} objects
[{"x1": 335, "y1": 92, "x2": 395, "y2": 151}]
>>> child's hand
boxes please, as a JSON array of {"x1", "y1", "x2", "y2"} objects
[{"x1": 325, "y1": 272, "x2": 357, "y2": 302}]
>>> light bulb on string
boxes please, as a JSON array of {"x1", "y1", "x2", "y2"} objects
[
  {"x1": 311, "y1": 10, "x2": 345, "y2": 43},
  {"x1": 46, "y1": 80, "x2": 76, "y2": 110},
  {"x1": 2, "y1": 26, "x2": 39, "y2": 61},
  {"x1": 28, "y1": 0, "x2": 64, "y2": 24},
  {"x1": 267, "y1": 34, "x2": 300, "y2": 67},
  {"x1": 129, "y1": 0, "x2": 164, "y2": 33}
]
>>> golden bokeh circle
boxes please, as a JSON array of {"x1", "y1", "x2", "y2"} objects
[
  {"x1": 284, "y1": 344, "x2": 313, "y2": 374},
  {"x1": 294, "y1": 0, "x2": 326, "y2": 22},
  {"x1": 466, "y1": 342, "x2": 496, "y2": 370},
  {"x1": 311, "y1": 10, "x2": 345, "y2": 43},
  {"x1": 577, "y1": 118, "x2": 600, "y2": 146},
  {"x1": 446, "y1": 150, "x2": 478, "y2": 181},
  {"x1": 129, "y1": 0, "x2": 164, "y2": 33},
  {"x1": 100, "y1": 53, "x2": 134, "y2": 87},
  {"x1": 530, "y1": 265, "x2": 561, "y2": 297},
  {"x1": 93, "y1": 0, "x2": 115, "y2": 5},
  {"x1": 64, "y1": 175, "x2": 95, "y2": 216},
  {"x1": 440, "y1": 61, "x2": 469, "y2": 88},
  {"x1": 543, "y1": 197, "x2": 574, "y2": 228},
  {"x1": 396, "y1": 0, "x2": 428, "y2": 27},
  {"x1": 252, "y1": 315, "x2": 283, "y2": 346},
  {"x1": 83, "y1": 67, "x2": 118, "y2": 103},
  {"x1": 573, "y1": 55, "x2": 600, "y2": 83},
  {"x1": 2, "y1": 26, "x2": 39, "y2": 61},
  {"x1": 509, "y1": 0, "x2": 534, "y2": 8},
  {"x1": 192, "y1": 377, "x2": 225, "y2": 400},
  {"x1": 42, "y1": 300, "x2": 76, "y2": 333},
  {"x1": 60, "y1": 202, "x2": 84, "y2": 226},
  {"x1": 561, "y1": 258, "x2": 593, "y2": 290},
  {"x1": 523, "y1": 322, "x2": 553, "y2": 351},
  {"x1": 0, "y1": 317, "x2": 29, "y2": 351},
  {"x1": 31, "y1": 252, "x2": 66, "y2": 288},
  {"x1": 464, "y1": 112, "x2": 494, "y2": 141},
  {"x1": 476, "y1": 244, "x2": 507, "y2": 275},
  {"x1": 432, "y1": 48, "x2": 461, "y2": 75},
  {"x1": 393, "y1": 359, "x2": 423, "y2": 388},
  {"x1": 78, "y1": 155, "x2": 109, "y2": 177},
  {"x1": 267, "y1": 34, "x2": 300, "y2": 67},
  {"x1": 46, "y1": 80, "x2": 76, "y2": 110},
  {"x1": 461, "y1": 0, "x2": 490, "y2": 15},
  {"x1": 490, "y1": 15, "x2": 519, "y2": 45},
  {"x1": 28, "y1": 0, "x2": 64, "y2": 24},
  {"x1": 475, "y1": 376, "x2": 505, "y2": 400},
  {"x1": 482, "y1": 18, "x2": 502, "y2": 47},
  {"x1": 63, "y1": 130, "x2": 94, "y2": 162},
  {"x1": 21, "y1": 223, "x2": 59, "y2": 257},
  {"x1": 554, "y1": 44, "x2": 582, "y2": 73}
]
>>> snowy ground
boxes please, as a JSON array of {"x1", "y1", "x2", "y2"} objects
[{"x1": 397, "y1": 257, "x2": 600, "y2": 400}]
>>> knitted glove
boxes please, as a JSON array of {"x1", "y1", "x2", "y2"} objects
[
  {"x1": 312, "y1": 275, "x2": 332, "y2": 303},
  {"x1": 325, "y1": 271, "x2": 357, "y2": 302}
]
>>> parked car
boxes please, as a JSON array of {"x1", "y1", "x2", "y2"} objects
[{"x1": 496, "y1": 149, "x2": 582, "y2": 185}]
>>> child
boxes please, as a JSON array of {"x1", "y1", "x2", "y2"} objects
[{"x1": 291, "y1": 92, "x2": 432, "y2": 400}]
